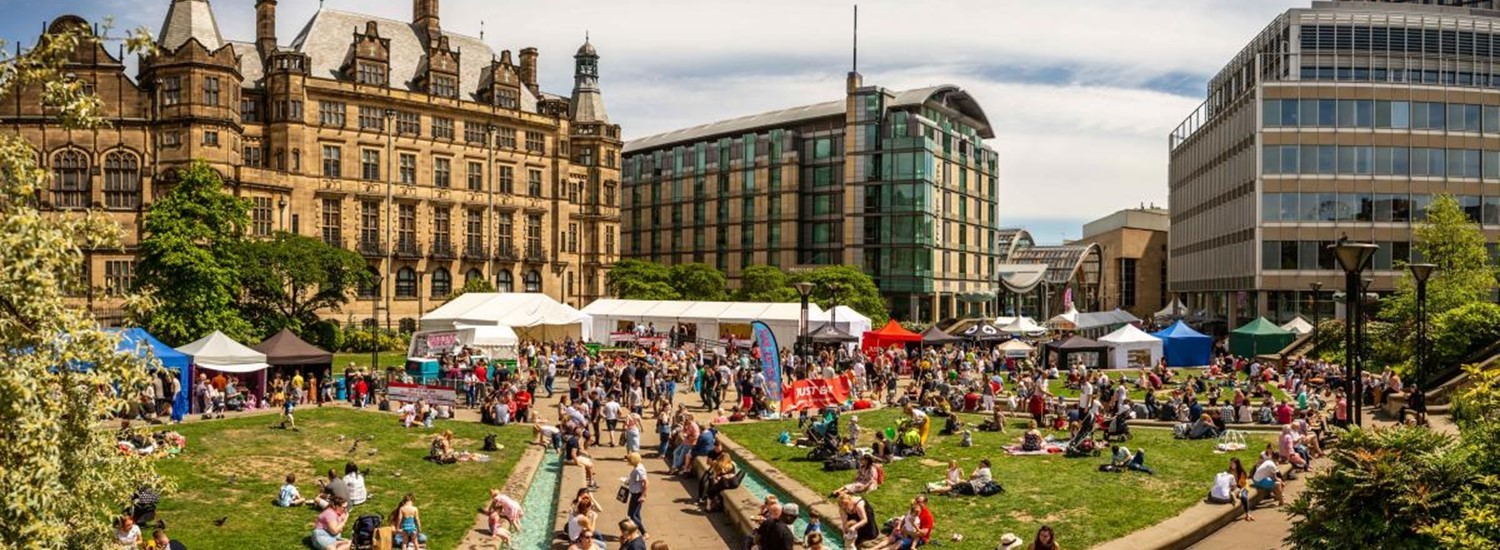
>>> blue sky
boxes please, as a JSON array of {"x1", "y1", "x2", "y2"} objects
[{"x1": 0, "y1": 0, "x2": 1294, "y2": 244}]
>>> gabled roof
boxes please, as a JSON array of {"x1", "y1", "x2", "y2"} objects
[
  {"x1": 159, "y1": 0, "x2": 225, "y2": 52},
  {"x1": 288, "y1": 9, "x2": 539, "y2": 111}
]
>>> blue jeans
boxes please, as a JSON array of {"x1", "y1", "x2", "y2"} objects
[
  {"x1": 627, "y1": 491, "x2": 646, "y2": 535},
  {"x1": 671, "y1": 444, "x2": 690, "y2": 471}
]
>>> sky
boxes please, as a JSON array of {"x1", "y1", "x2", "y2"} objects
[{"x1": 0, "y1": 0, "x2": 1295, "y2": 244}]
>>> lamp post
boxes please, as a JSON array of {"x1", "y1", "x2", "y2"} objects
[
  {"x1": 278, "y1": 196, "x2": 287, "y2": 232},
  {"x1": 1309, "y1": 281, "x2": 1323, "y2": 340},
  {"x1": 1331, "y1": 240, "x2": 1378, "y2": 426},
  {"x1": 1409, "y1": 263, "x2": 1436, "y2": 385},
  {"x1": 370, "y1": 273, "x2": 383, "y2": 372},
  {"x1": 793, "y1": 281, "x2": 815, "y2": 365}
]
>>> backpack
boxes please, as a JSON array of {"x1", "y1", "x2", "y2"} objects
[
  {"x1": 352, "y1": 514, "x2": 382, "y2": 549},
  {"x1": 822, "y1": 455, "x2": 858, "y2": 472},
  {"x1": 483, "y1": 434, "x2": 499, "y2": 451},
  {"x1": 977, "y1": 481, "x2": 1005, "y2": 496}
]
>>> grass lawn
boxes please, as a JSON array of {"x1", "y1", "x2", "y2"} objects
[
  {"x1": 333, "y1": 352, "x2": 408, "y2": 373},
  {"x1": 719, "y1": 408, "x2": 1270, "y2": 550},
  {"x1": 1046, "y1": 368, "x2": 1292, "y2": 403},
  {"x1": 151, "y1": 407, "x2": 530, "y2": 549}
]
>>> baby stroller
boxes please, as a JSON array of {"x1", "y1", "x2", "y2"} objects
[
  {"x1": 1064, "y1": 413, "x2": 1101, "y2": 458},
  {"x1": 1104, "y1": 414, "x2": 1132, "y2": 442},
  {"x1": 803, "y1": 408, "x2": 841, "y2": 461}
]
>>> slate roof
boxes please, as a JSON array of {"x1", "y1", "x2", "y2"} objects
[{"x1": 158, "y1": 0, "x2": 225, "y2": 52}]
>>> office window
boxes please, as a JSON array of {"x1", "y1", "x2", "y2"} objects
[
  {"x1": 497, "y1": 214, "x2": 514, "y2": 250},
  {"x1": 50, "y1": 150, "x2": 89, "y2": 209},
  {"x1": 465, "y1": 209, "x2": 484, "y2": 253},
  {"x1": 360, "y1": 201, "x2": 380, "y2": 252},
  {"x1": 497, "y1": 128, "x2": 517, "y2": 149},
  {"x1": 361, "y1": 149, "x2": 380, "y2": 181},
  {"x1": 397, "y1": 204, "x2": 416, "y2": 253},
  {"x1": 433, "y1": 207, "x2": 452, "y2": 253},
  {"x1": 162, "y1": 76, "x2": 181, "y2": 106},
  {"x1": 432, "y1": 117, "x2": 454, "y2": 140},
  {"x1": 356, "y1": 62, "x2": 386, "y2": 86},
  {"x1": 1120, "y1": 258, "x2": 1137, "y2": 307},
  {"x1": 358, "y1": 106, "x2": 385, "y2": 131},
  {"x1": 319, "y1": 101, "x2": 346, "y2": 127},
  {"x1": 498, "y1": 166, "x2": 515, "y2": 194},
  {"x1": 464, "y1": 121, "x2": 487, "y2": 145},
  {"x1": 104, "y1": 260, "x2": 134, "y2": 296},
  {"x1": 241, "y1": 98, "x2": 258, "y2": 122},
  {"x1": 321, "y1": 198, "x2": 342, "y2": 247},
  {"x1": 103, "y1": 151, "x2": 140, "y2": 210},
  {"x1": 399, "y1": 153, "x2": 416, "y2": 184},
  {"x1": 252, "y1": 197, "x2": 273, "y2": 236},
  {"x1": 433, "y1": 157, "x2": 451, "y2": 188},
  {"x1": 321, "y1": 145, "x2": 342, "y2": 178},
  {"x1": 525, "y1": 131, "x2": 545, "y2": 154},
  {"x1": 527, "y1": 169, "x2": 543, "y2": 196},
  {"x1": 203, "y1": 77, "x2": 220, "y2": 106},
  {"x1": 467, "y1": 161, "x2": 483, "y2": 191},
  {"x1": 431, "y1": 268, "x2": 452, "y2": 297},
  {"x1": 395, "y1": 111, "x2": 420, "y2": 135},
  {"x1": 526, "y1": 214, "x2": 543, "y2": 253}
]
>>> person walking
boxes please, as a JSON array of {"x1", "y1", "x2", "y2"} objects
[{"x1": 625, "y1": 452, "x2": 649, "y2": 538}]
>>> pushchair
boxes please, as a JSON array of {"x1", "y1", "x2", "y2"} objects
[
  {"x1": 803, "y1": 408, "x2": 841, "y2": 461},
  {"x1": 1064, "y1": 413, "x2": 1101, "y2": 458},
  {"x1": 1104, "y1": 413, "x2": 1132, "y2": 442}
]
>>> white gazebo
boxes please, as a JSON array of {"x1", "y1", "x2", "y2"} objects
[
  {"x1": 581, "y1": 299, "x2": 823, "y2": 351},
  {"x1": 997, "y1": 338, "x2": 1035, "y2": 358},
  {"x1": 1280, "y1": 316, "x2": 1315, "y2": 335},
  {"x1": 1098, "y1": 324, "x2": 1164, "y2": 369},
  {"x1": 420, "y1": 293, "x2": 591, "y2": 341},
  {"x1": 176, "y1": 330, "x2": 271, "y2": 401},
  {"x1": 818, "y1": 305, "x2": 872, "y2": 339},
  {"x1": 999, "y1": 316, "x2": 1047, "y2": 337}
]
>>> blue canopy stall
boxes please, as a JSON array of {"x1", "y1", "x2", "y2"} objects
[
  {"x1": 112, "y1": 328, "x2": 193, "y2": 422},
  {"x1": 1150, "y1": 321, "x2": 1213, "y2": 368}
]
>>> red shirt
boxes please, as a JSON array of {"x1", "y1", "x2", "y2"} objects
[
  {"x1": 515, "y1": 390, "x2": 532, "y2": 410},
  {"x1": 917, "y1": 505, "x2": 935, "y2": 542},
  {"x1": 354, "y1": 379, "x2": 368, "y2": 396}
]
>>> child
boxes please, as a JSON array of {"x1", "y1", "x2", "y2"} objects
[
  {"x1": 277, "y1": 473, "x2": 306, "y2": 507},
  {"x1": 804, "y1": 511, "x2": 824, "y2": 545},
  {"x1": 115, "y1": 515, "x2": 141, "y2": 548},
  {"x1": 485, "y1": 488, "x2": 519, "y2": 547},
  {"x1": 926, "y1": 460, "x2": 963, "y2": 493},
  {"x1": 889, "y1": 502, "x2": 923, "y2": 549},
  {"x1": 280, "y1": 394, "x2": 297, "y2": 431},
  {"x1": 805, "y1": 530, "x2": 827, "y2": 550}
]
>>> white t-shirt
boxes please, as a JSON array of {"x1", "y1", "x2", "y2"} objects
[
  {"x1": 627, "y1": 463, "x2": 647, "y2": 494},
  {"x1": 603, "y1": 400, "x2": 621, "y2": 421},
  {"x1": 1210, "y1": 472, "x2": 1235, "y2": 501},
  {"x1": 970, "y1": 466, "x2": 993, "y2": 485},
  {"x1": 1253, "y1": 459, "x2": 1279, "y2": 483}
]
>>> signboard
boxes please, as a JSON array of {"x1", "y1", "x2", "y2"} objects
[
  {"x1": 387, "y1": 382, "x2": 457, "y2": 406},
  {"x1": 609, "y1": 332, "x2": 638, "y2": 344},
  {"x1": 751, "y1": 320, "x2": 783, "y2": 403},
  {"x1": 780, "y1": 376, "x2": 852, "y2": 413},
  {"x1": 409, "y1": 331, "x2": 461, "y2": 358}
]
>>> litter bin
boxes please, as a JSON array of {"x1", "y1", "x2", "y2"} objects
[{"x1": 335, "y1": 378, "x2": 347, "y2": 401}]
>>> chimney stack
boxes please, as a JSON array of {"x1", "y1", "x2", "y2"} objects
[
  {"x1": 519, "y1": 47, "x2": 539, "y2": 95},
  {"x1": 414, "y1": 0, "x2": 441, "y2": 42},
  {"x1": 256, "y1": 0, "x2": 277, "y2": 59}
]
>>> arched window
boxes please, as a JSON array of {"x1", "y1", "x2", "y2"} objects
[
  {"x1": 430, "y1": 268, "x2": 452, "y2": 297},
  {"x1": 523, "y1": 269, "x2": 542, "y2": 293},
  {"x1": 496, "y1": 270, "x2": 514, "y2": 293},
  {"x1": 465, "y1": 268, "x2": 483, "y2": 285},
  {"x1": 51, "y1": 149, "x2": 90, "y2": 208},
  {"x1": 395, "y1": 267, "x2": 417, "y2": 298},
  {"x1": 103, "y1": 151, "x2": 140, "y2": 210}
]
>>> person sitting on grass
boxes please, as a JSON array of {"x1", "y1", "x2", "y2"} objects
[
  {"x1": 1020, "y1": 421, "x2": 1045, "y2": 452},
  {"x1": 833, "y1": 454, "x2": 882, "y2": 497},
  {"x1": 314, "y1": 469, "x2": 349, "y2": 510},
  {"x1": 925, "y1": 460, "x2": 964, "y2": 493},
  {"x1": 978, "y1": 405, "x2": 1007, "y2": 432},
  {"x1": 1107, "y1": 444, "x2": 1156, "y2": 475},
  {"x1": 928, "y1": 458, "x2": 995, "y2": 496},
  {"x1": 277, "y1": 473, "x2": 306, "y2": 507},
  {"x1": 428, "y1": 431, "x2": 457, "y2": 464},
  {"x1": 869, "y1": 431, "x2": 893, "y2": 463},
  {"x1": 390, "y1": 493, "x2": 426, "y2": 549},
  {"x1": 311, "y1": 497, "x2": 351, "y2": 550},
  {"x1": 342, "y1": 462, "x2": 367, "y2": 507},
  {"x1": 115, "y1": 515, "x2": 141, "y2": 548}
]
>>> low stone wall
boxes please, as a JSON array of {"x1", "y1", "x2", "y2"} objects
[
  {"x1": 691, "y1": 433, "x2": 846, "y2": 541},
  {"x1": 1093, "y1": 464, "x2": 1292, "y2": 550}
]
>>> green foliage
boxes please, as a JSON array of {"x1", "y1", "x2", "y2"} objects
[
  {"x1": 735, "y1": 265, "x2": 798, "y2": 302},
  {"x1": 0, "y1": 21, "x2": 166, "y2": 549},
  {"x1": 338, "y1": 328, "x2": 408, "y2": 353},
  {"x1": 1430, "y1": 302, "x2": 1500, "y2": 367},
  {"x1": 445, "y1": 276, "x2": 496, "y2": 303},
  {"x1": 1423, "y1": 366, "x2": 1500, "y2": 548},
  {"x1": 791, "y1": 265, "x2": 889, "y2": 324},
  {"x1": 1287, "y1": 426, "x2": 1470, "y2": 549},
  {"x1": 134, "y1": 160, "x2": 253, "y2": 346},
  {"x1": 236, "y1": 232, "x2": 369, "y2": 339},
  {"x1": 1380, "y1": 195, "x2": 1499, "y2": 368},
  {"x1": 669, "y1": 263, "x2": 727, "y2": 300},
  {"x1": 606, "y1": 259, "x2": 679, "y2": 300},
  {"x1": 305, "y1": 319, "x2": 344, "y2": 354}
]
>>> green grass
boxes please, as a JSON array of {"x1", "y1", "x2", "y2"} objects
[
  {"x1": 1043, "y1": 368, "x2": 1292, "y2": 403},
  {"x1": 719, "y1": 408, "x2": 1270, "y2": 550},
  {"x1": 333, "y1": 352, "x2": 408, "y2": 373},
  {"x1": 151, "y1": 407, "x2": 530, "y2": 549}
]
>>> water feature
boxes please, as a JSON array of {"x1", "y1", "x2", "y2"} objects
[
  {"x1": 517, "y1": 450, "x2": 563, "y2": 550},
  {"x1": 733, "y1": 457, "x2": 846, "y2": 548}
]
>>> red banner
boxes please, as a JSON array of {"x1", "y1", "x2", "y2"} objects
[{"x1": 780, "y1": 376, "x2": 852, "y2": 413}]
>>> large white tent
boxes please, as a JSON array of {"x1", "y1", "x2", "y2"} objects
[
  {"x1": 581, "y1": 299, "x2": 825, "y2": 351},
  {"x1": 817, "y1": 305, "x2": 872, "y2": 338},
  {"x1": 999, "y1": 316, "x2": 1046, "y2": 336},
  {"x1": 1281, "y1": 316, "x2": 1315, "y2": 335},
  {"x1": 1155, "y1": 298, "x2": 1189, "y2": 320},
  {"x1": 176, "y1": 331, "x2": 269, "y2": 373},
  {"x1": 1098, "y1": 324, "x2": 1164, "y2": 369},
  {"x1": 420, "y1": 293, "x2": 591, "y2": 340}
]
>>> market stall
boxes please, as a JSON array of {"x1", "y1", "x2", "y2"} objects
[
  {"x1": 1098, "y1": 324, "x2": 1164, "y2": 370},
  {"x1": 1151, "y1": 321, "x2": 1213, "y2": 367},
  {"x1": 176, "y1": 331, "x2": 271, "y2": 405},
  {"x1": 997, "y1": 338, "x2": 1034, "y2": 359},
  {"x1": 1230, "y1": 317, "x2": 1296, "y2": 357},
  {"x1": 420, "y1": 292, "x2": 591, "y2": 341},
  {"x1": 1280, "y1": 316, "x2": 1314, "y2": 335},
  {"x1": 861, "y1": 319, "x2": 922, "y2": 350},
  {"x1": 999, "y1": 316, "x2": 1047, "y2": 337},
  {"x1": 817, "y1": 305, "x2": 873, "y2": 339},
  {"x1": 253, "y1": 329, "x2": 333, "y2": 383},
  {"x1": 581, "y1": 299, "x2": 822, "y2": 351},
  {"x1": 1044, "y1": 335, "x2": 1110, "y2": 369},
  {"x1": 919, "y1": 326, "x2": 962, "y2": 346},
  {"x1": 112, "y1": 328, "x2": 193, "y2": 421},
  {"x1": 959, "y1": 320, "x2": 1006, "y2": 342}
]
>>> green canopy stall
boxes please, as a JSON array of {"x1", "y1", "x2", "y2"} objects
[{"x1": 1229, "y1": 317, "x2": 1295, "y2": 357}]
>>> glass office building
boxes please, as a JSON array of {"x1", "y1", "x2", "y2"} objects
[{"x1": 1169, "y1": 0, "x2": 1500, "y2": 325}]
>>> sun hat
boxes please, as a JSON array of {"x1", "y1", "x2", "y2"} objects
[{"x1": 998, "y1": 533, "x2": 1023, "y2": 550}]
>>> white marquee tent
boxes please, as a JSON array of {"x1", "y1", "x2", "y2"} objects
[
  {"x1": 818, "y1": 305, "x2": 872, "y2": 338},
  {"x1": 999, "y1": 316, "x2": 1047, "y2": 336},
  {"x1": 1155, "y1": 298, "x2": 1189, "y2": 320},
  {"x1": 420, "y1": 293, "x2": 591, "y2": 341},
  {"x1": 1281, "y1": 316, "x2": 1315, "y2": 335},
  {"x1": 581, "y1": 299, "x2": 825, "y2": 350},
  {"x1": 1098, "y1": 324, "x2": 1164, "y2": 369},
  {"x1": 176, "y1": 331, "x2": 269, "y2": 373}
]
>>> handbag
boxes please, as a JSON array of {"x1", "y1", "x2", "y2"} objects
[{"x1": 615, "y1": 484, "x2": 630, "y2": 503}]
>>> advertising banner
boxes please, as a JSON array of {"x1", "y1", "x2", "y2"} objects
[
  {"x1": 387, "y1": 381, "x2": 457, "y2": 406},
  {"x1": 409, "y1": 330, "x2": 461, "y2": 358},
  {"x1": 751, "y1": 320, "x2": 783, "y2": 402},
  {"x1": 780, "y1": 376, "x2": 852, "y2": 413}
]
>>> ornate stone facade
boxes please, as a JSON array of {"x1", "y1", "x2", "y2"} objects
[{"x1": 2, "y1": 0, "x2": 622, "y2": 327}]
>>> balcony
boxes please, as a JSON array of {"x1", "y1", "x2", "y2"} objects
[
  {"x1": 524, "y1": 243, "x2": 548, "y2": 263},
  {"x1": 430, "y1": 240, "x2": 457, "y2": 260},
  {"x1": 462, "y1": 243, "x2": 490, "y2": 261},
  {"x1": 394, "y1": 238, "x2": 423, "y2": 259},
  {"x1": 495, "y1": 244, "x2": 520, "y2": 262},
  {"x1": 357, "y1": 239, "x2": 384, "y2": 257}
]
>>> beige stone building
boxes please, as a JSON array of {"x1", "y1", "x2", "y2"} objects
[
  {"x1": 1075, "y1": 207, "x2": 1170, "y2": 320},
  {"x1": 3, "y1": 0, "x2": 621, "y2": 328}
]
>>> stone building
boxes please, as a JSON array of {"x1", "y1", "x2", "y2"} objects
[
  {"x1": 2, "y1": 0, "x2": 622, "y2": 328},
  {"x1": 1076, "y1": 207, "x2": 1170, "y2": 320}
]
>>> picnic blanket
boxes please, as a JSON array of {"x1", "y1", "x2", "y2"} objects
[{"x1": 1004, "y1": 444, "x2": 1064, "y2": 456}]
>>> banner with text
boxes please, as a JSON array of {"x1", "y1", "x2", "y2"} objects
[
  {"x1": 751, "y1": 320, "x2": 783, "y2": 402},
  {"x1": 780, "y1": 376, "x2": 852, "y2": 413},
  {"x1": 387, "y1": 382, "x2": 457, "y2": 406}
]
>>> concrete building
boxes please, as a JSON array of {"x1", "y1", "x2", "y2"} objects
[
  {"x1": 3, "y1": 0, "x2": 622, "y2": 328},
  {"x1": 1076, "y1": 207, "x2": 1170, "y2": 320},
  {"x1": 621, "y1": 72, "x2": 1001, "y2": 322},
  {"x1": 1169, "y1": 0, "x2": 1500, "y2": 325}
]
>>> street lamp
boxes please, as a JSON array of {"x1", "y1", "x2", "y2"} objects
[
  {"x1": 1331, "y1": 240, "x2": 1378, "y2": 426},
  {"x1": 370, "y1": 272, "x2": 383, "y2": 373},
  {"x1": 1409, "y1": 263, "x2": 1436, "y2": 385},
  {"x1": 793, "y1": 281, "x2": 815, "y2": 360},
  {"x1": 1309, "y1": 281, "x2": 1323, "y2": 340}
]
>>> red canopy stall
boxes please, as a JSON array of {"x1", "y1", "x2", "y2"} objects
[{"x1": 861, "y1": 319, "x2": 922, "y2": 350}]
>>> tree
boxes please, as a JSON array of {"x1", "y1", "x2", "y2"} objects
[
  {"x1": 236, "y1": 232, "x2": 370, "y2": 338},
  {"x1": 735, "y1": 265, "x2": 798, "y2": 303},
  {"x1": 670, "y1": 263, "x2": 727, "y2": 300},
  {"x1": 446, "y1": 276, "x2": 496, "y2": 302},
  {"x1": 1426, "y1": 366, "x2": 1500, "y2": 549},
  {"x1": 0, "y1": 21, "x2": 166, "y2": 549},
  {"x1": 1429, "y1": 302, "x2": 1500, "y2": 367},
  {"x1": 606, "y1": 259, "x2": 678, "y2": 300},
  {"x1": 133, "y1": 160, "x2": 253, "y2": 346},
  {"x1": 793, "y1": 265, "x2": 889, "y2": 325}
]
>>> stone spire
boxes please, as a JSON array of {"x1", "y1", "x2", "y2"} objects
[{"x1": 569, "y1": 35, "x2": 608, "y2": 123}]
